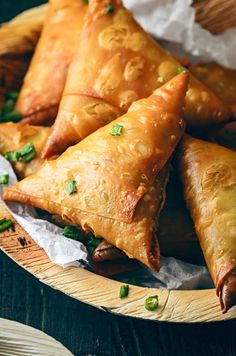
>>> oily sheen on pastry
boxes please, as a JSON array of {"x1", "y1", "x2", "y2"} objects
[
  {"x1": 93, "y1": 172, "x2": 202, "y2": 265},
  {"x1": 179, "y1": 135, "x2": 236, "y2": 313},
  {"x1": 15, "y1": 0, "x2": 86, "y2": 125},
  {"x1": 0, "y1": 123, "x2": 50, "y2": 179},
  {"x1": 191, "y1": 62, "x2": 236, "y2": 117},
  {"x1": 42, "y1": 0, "x2": 229, "y2": 158},
  {"x1": 4, "y1": 73, "x2": 188, "y2": 271}
]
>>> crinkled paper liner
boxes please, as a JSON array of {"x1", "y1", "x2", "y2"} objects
[
  {"x1": 0, "y1": 155, "x2": 213, "y2": 290},
  {"x1": 1, "y1": 0, "x2": 225, "y2": 289}
]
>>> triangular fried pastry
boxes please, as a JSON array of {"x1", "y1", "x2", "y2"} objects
[
  {"x1": 93, "y1": 172, "x2": 203, "y2": 265},
  {"x1": 191, "y1": 62, "x2": 236, "y2": 117},
  {"x1": 179, "y1": 135, "x2": 236, "y2": 313},
  {"x1": 42, "y1": 0, "x2": 229, "y2": 158},
  {"x1": 16, "y1": 0, "x2": 87, "y2": 126},
  {"x1": 0, "y1": 123, "x2": 50, "y2": 179},
  {"x1": 3, "y1": 73, "x2": 189, "y2": 271}
]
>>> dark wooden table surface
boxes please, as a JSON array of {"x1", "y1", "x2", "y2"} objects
[{"x1": 1, "y1": 2, "x2": 236, "y2": 355}]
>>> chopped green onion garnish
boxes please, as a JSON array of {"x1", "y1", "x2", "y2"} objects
[
  {"x1": 86, "y1": 233, "x2": 102, "y2": 255},
  {"x1": 0, "y1": 218, "x2": 14, "y2": 232},
  {"x1": 0, "y1": 110, "x2": 21, "y2": 123},
  {"x1": 107, "y1": 3, "x2": 114, "y2": 14},
  {"x1": 0, "y1": 92, "x2": 20, "y2": 123},
  {"x1": 157, "y1": 76, "x2": 165, "y2": 83},
  {"x1": 119, "y1": 285, "x2": 129, "y2": 299},
  {"x1": 82, "y1": 0, "x2": 89, "y2": 3},
  {"x1": 22, "y1": 150, "x2": 36, "y2": 163},
  {"x1": 5, "y1": 91, "x2": 19, "y2": 100},
  {"x1": 145, "y1": 295, "x2": 159, "y2": 311},
  {"x1": 111, "y1": 124, "x2": 123, "y2": 136},
  {"x1": 5, "y1": 143, "x2": 35, "y2": 163},
  {"x1": 2, "y1": 99, "x2": 15, "y2": 115},
  {"x1": 63, "y1": 225, "x2": 82, "y2": 240},
  {"x1": 17, "y1": 142, "x2": 34, "y2": 157},
  {"x1": 0, "y1": 174, "x2": 9, "y2": 185},
  {"x1": 5, "y1": 151, "x2": 20, "y2": 163},
  {"x1": 18, "y1": 142, "x2": 36, "y2": 163},
  {"x1": 5, "y1": 142, "x2": 36, "y2": 163},
  {"x1": 66, "y1": 179, "x2": 77, "y2": 195},
  {"x1": 176, "y1": 66, "x2": 189, "y2": 75}
]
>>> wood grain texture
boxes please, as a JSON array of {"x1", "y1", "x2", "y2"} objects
[
  {"x1": 1, "y1": 251, "x2": 236, "y2": 356},
  {"x1": 0, "y1": 318, "x2": 73, "y2": 355},
  {"x1": 193, "y1": 0, "x2": 236, "y2": 34},
  {"x1": 0, "y1": 198, "x2": 236, "y2": 323},
  {"x1": 0, "y1": 3, "x2": 236, "y2": 327}
]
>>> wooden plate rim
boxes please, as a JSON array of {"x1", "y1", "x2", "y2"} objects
[
  {"x1": 0, "y1": 5, "x2": 236, "y2": 324},
  {"x1": 0, "y1": 199, "x2": 236, "y2": 323}
]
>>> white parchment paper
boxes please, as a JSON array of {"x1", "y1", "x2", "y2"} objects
[
  {"x1": 0, "y1": 156, "x2": 87, "y2": 268},
  {"x1": 0, "y1": 155, "x2": 212, "y2": 289},
  {"x1": 124, "y1": 0, "x2": 236, "y2": 69},
  {"x1": 1, "y1": 0, "x2": 224, "y2": 289}
]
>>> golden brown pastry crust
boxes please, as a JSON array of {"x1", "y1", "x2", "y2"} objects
[
  {"x1": 16, "y1": 0, "x2": 86, "y2": 125},
  {"x1": 191, "y1": 62, "x2": 236, "y2": 117},
  {"x1": 42, "y1": 0, "x2": 229, "y2": 158},
  {"x1": 0, "y1": 6, "x2": 48, "y2": 107},
  {"x1": 93, "y1": 172, "x2": 203, "y2": 265},
  {"x1": 3, "y1": 73, "x2": 188, "y2": 271},
  {"x1": 0, "y1": 123, "x2": 50, "y2": 179},
  {"x1": 179, "y1": 135, "x2": 236, "y2": 312}
]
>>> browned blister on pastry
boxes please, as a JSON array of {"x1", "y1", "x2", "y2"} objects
[
  {"x1": 42, "y1": 0, "x2": 229, "y2": 158},
  {"x1": 191, "y1": 62, "x2": 236, "y2": 117},
  {"x1": 179, "y1": 135, "x2": 236, "y2": 313},
  {"x1": 0, "y1": 122, "x2": 50, "y2": 179},
  {"x1": 3, "y1": 73, "x2": 189, "y2": 271},
  {"x1": 15, "y1": 0, "x2": 87, "y2": 125}
]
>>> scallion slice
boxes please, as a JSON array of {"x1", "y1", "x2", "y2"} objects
[
  {"x1": 5, "y1": 151, "x2": 20, "y2": 163},
  {"x1": 119, "y1": 285, "x2": 129, "y2": 298},
  {"x1": 5, "y1": 142, "x2": 36, "y2": 163},
  {"x1": 0, "y1": 218, "x2": 14, "y2": 232},
  {"x1": 145, "y1": 295, "x2": 159, "y2": 311},
  {"x1": 107, "y1": 3, "x2": 114, "y2": 14},
  {"x1": 86, "y1": 233, "x2": 102, "y2": 255},
  {"x1": 66, "y1": 179, "x2": 77, "y2": 195},
  {"x1": 5, "y1": 91, "x2": 19, "y2": 100},
  {"x1": 0, "y1": 174, "x2": 9, "y2": 185},
  {"x1": 176, "y1": 66, "x2": 189, "y2": 75},
  {"x1": 111, "y1": 124, "x2": 123, "y2": 136},
  {"x1": 63, "y1": 225, "x2": 82, "y2": 240}
]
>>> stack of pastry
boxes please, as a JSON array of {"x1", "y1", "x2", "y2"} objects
[{"x1": 0, "y1": 0, "x2": 235, "y2": 313}]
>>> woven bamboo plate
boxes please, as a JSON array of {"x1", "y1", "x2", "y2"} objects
[{"x1": 0, "y1": 3, "x2": 236, "y2": 323}]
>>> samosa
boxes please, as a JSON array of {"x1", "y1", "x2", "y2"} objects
[
  {"x1": 191, "y1": 62, "x2": 236, "y2": 117},
  {"x1": 179, "y1": 135, "x2": 236, "y2": 313},
  {"x1": 16, "y1": 0, "x2": 87, "y2": 126},
  {"x1": 3, "y1": 73, "x2": 189, "y2": 271},
  {"x1": 42, "y1": 0, "x2": 229, "y2": 158},
  {"x1": 93, "y1": 172, "x2": 203, "y2": 265},
  {"x1": 0, "y1": 123, "x2": 50, "y2": 179}
]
